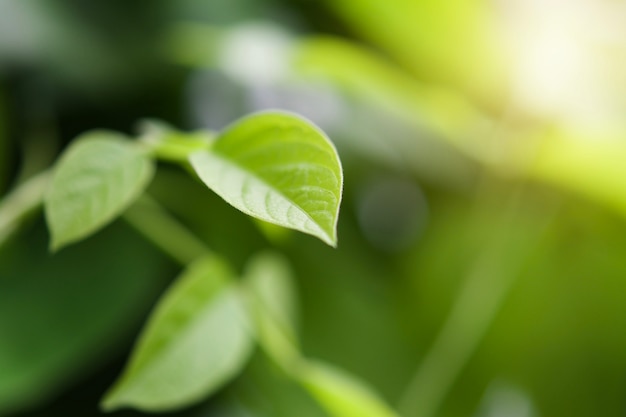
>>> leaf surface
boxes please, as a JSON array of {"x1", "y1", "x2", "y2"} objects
[
  {"x1": 101, "y1": 256, "x2": 253, "y2": 412},
  {"x1": 190, "y1": 112, "x2": 342, "y2": 246},
  {"x1": 45, "y1": 131, "x2": 154, "y2": 250}
]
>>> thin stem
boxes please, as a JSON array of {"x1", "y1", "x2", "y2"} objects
[
  {"x1": 398, "y1": 193, "x2": 553, "y2": 417},
  {"x1": 138, "y1": 120, "x2": 215, "y2": 164},
  {"x1": 122, "y1": 194, "x2": 212, "y2": 265},
  {"x1": 0, "y1": 172, "x2": 210, "y2": 266},
  {"x1": 0, "y1": 171, "x2": 51, "y2": 248}
]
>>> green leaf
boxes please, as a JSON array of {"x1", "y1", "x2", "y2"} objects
[
  {"x1": 44, "y1": 131, "x2": 154, "y2": 251},
  {"x1": 243, "y1": 252, "x2": 300, "y2": 366},
  {"x1": 101, "y1": 256, "x2": 253, "y2": 412},
  {"x1": 189, "y1": 111, "x2": 343, "y2": 247},
  {"x1": 298, "y1": 361, "x2": 399, "y2": 417}
]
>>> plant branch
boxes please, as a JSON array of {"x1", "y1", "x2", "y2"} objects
[
  {"x1": 138, "y1": 119, "x2": 215, "y2": 164},
  {"x1": 122, "y1": 194, "x2": 212, "y2": 265}
]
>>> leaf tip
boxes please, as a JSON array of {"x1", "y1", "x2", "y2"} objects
[
  {"x1": 100, "y1": 387, "x2": 132, "y2": 414},
  {"x1": 99, "y1": 394, "x2": 121, "y2": 413},
  {"x1": 317, "y1": 227, "x2": 338, "y2": 248},
  {"x1": 47, "y1": 228, "x2": 76, "y2": 253},
  {"x1": 48, "y1": 236, "x2": 64, "y2": 253},
  {"x1": 325, "y1": 234, "x2": 338, "y2": 248}
]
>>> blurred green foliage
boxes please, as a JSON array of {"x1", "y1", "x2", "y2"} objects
[{"x1": 3, "y1": 1, "x2": 626, "y2": 417}]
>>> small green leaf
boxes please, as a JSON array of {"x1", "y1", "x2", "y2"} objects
[
  {"x1": 243, "y1": 252, "x2": 300, "y2": 366},
  {"x1": 45, "y1": 131, "x2": 154, "y2": 250},
  {"x1": 101, "y1": 256, "x2": 253, "y2": 412},
  {"x1": 298, "y1": 361, "x2": 399, "y2": 417},
  {"x1": 189, "y1": 111, "x2": 343, "y2": 246}
]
